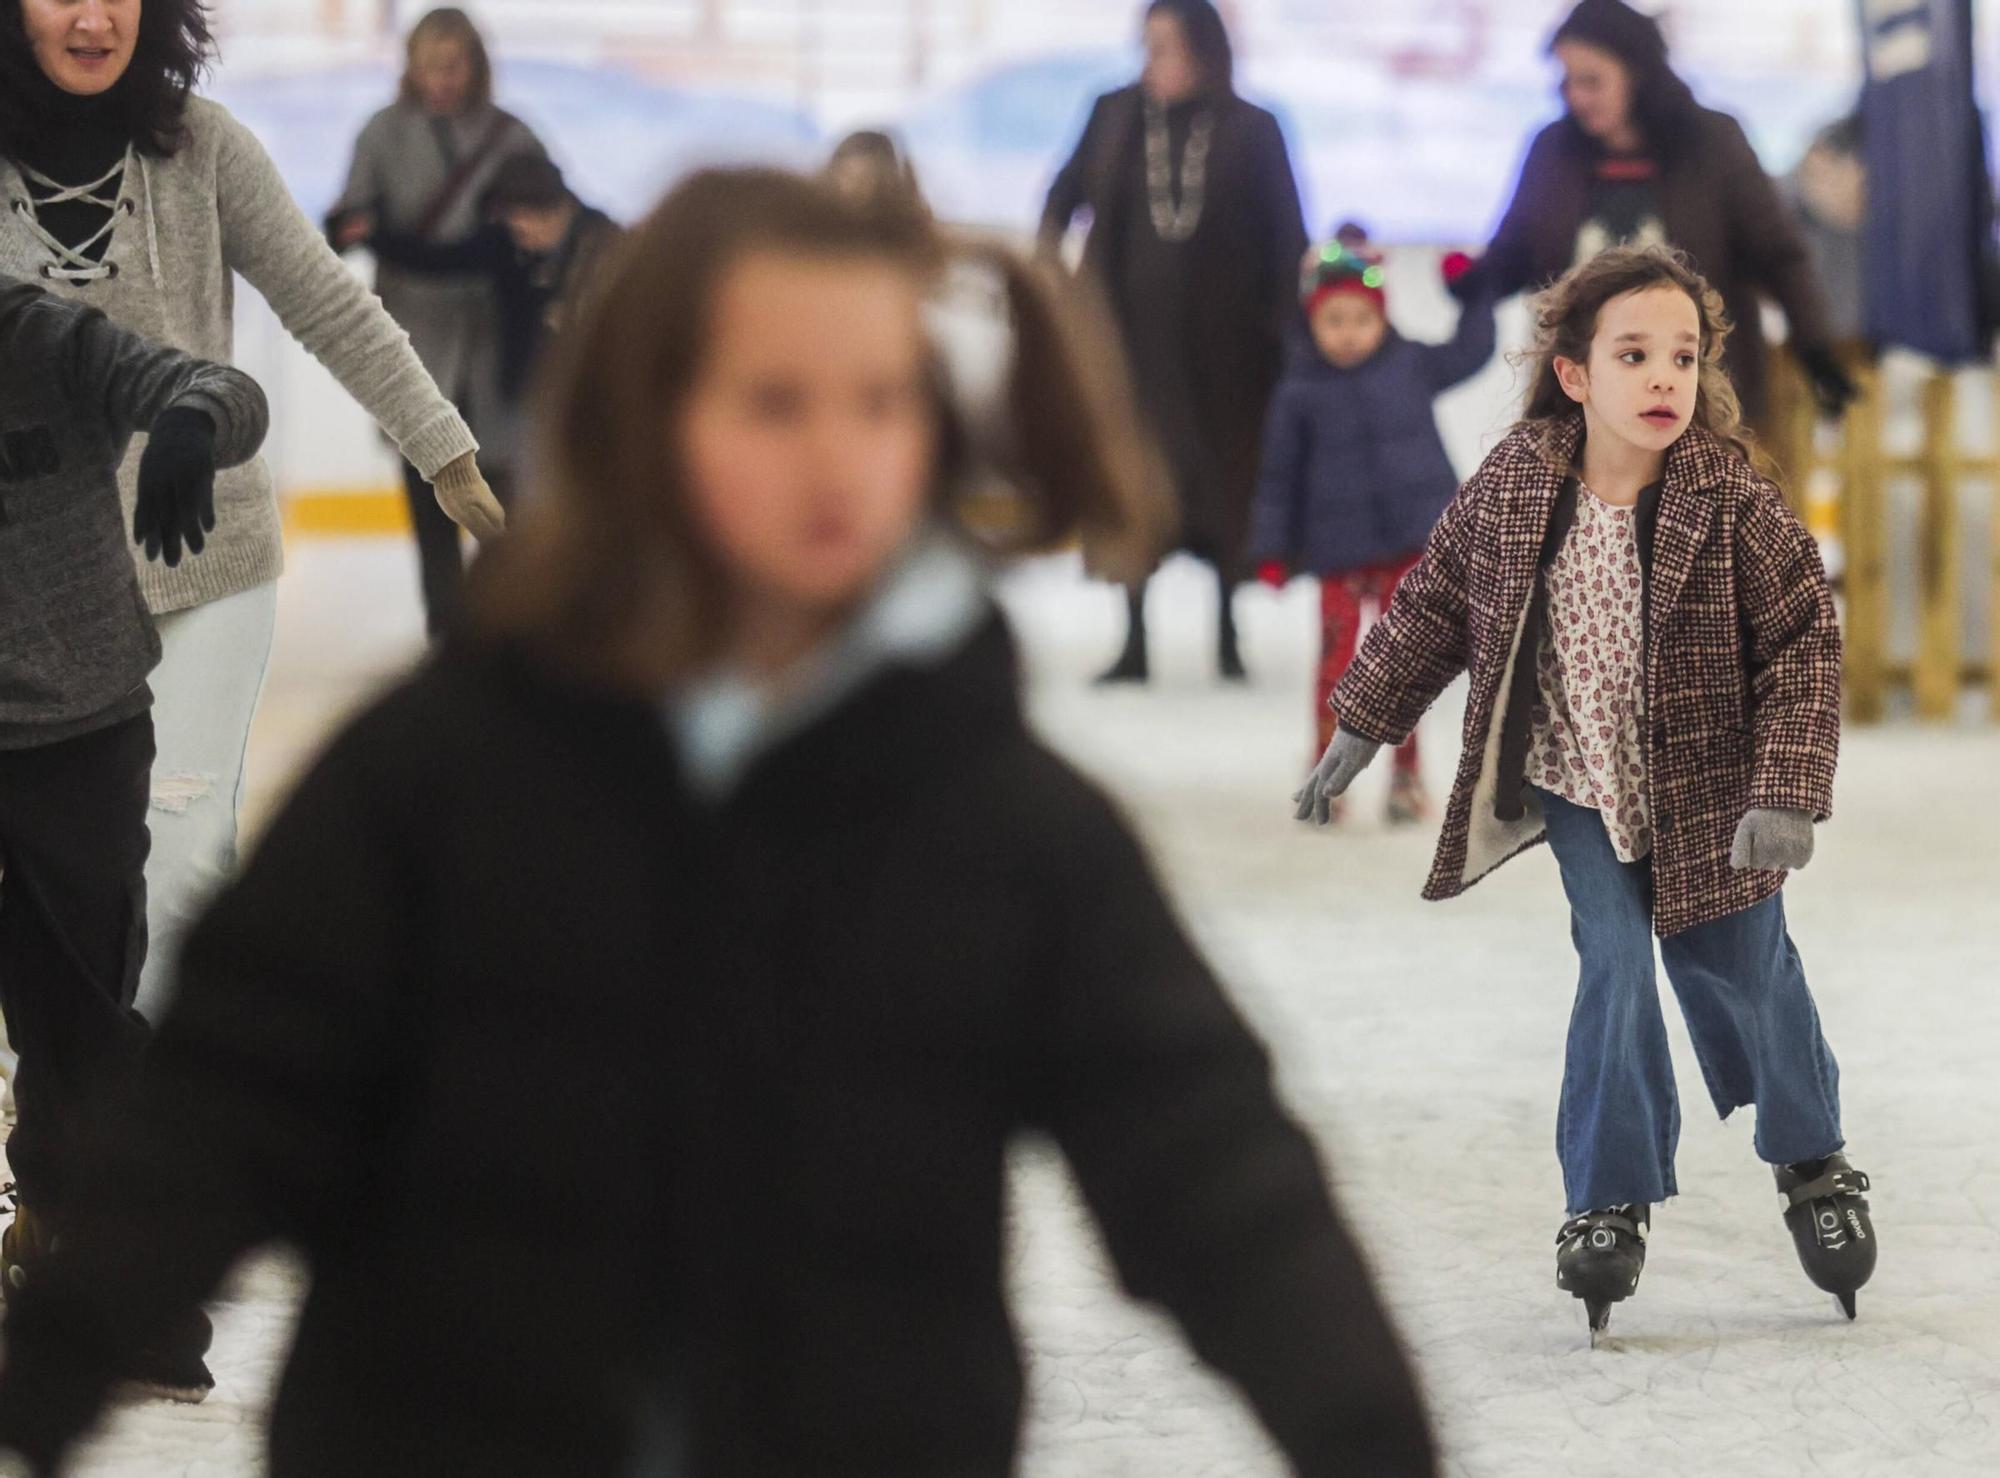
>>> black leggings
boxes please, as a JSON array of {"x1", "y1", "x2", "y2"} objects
[
  {"x1": 401, "y1": 459, "x2": 516, "y2": 638},
  {"x1": 0, "y1": 716, "x2": 153, "y2": 1211},
  {"x1": 401, "y1": 459, "x2": 468, "y2": 640}
]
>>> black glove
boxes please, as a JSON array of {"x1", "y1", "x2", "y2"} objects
[
  {"x1": 134, "y1": 407, "x2": 218, "y2": 567},
  {"x1": 1797, "y1": 345, "x2": 1860, "y2": 420}
]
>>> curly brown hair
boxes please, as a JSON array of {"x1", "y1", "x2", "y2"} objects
[{"x1": 1517, "y1": 243, "x2": 1755, "y2": 468}]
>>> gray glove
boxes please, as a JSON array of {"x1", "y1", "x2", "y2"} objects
[
  {"x1": 1293, "y1": 727, "x2": 1382, "y2": 825},
  {"x1": 1729, "y1": 807, "x2": 1816, "y2": 871}
]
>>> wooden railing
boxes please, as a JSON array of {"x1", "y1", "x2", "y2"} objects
[{"x1": 1769, "y1": 348, "x2": 1999, "y2": 723}]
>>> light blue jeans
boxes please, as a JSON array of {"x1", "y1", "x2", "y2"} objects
[
  {"x1": 135, "y1": 581, "x2": 279, "y2": 1019},
  {"x1": 1537, "y1": 788, "x2": 1844, "y2": 1216}
]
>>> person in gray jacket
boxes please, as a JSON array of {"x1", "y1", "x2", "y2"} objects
[
  {"x1": 328, "y1": 5, "x2": 545, "y2": 634},
  {"x1": 0, "y1": 0, "x2": 504, "y2": 1022},
  {"x1": 0, "y1": 273, "x2": 267, "y2": 1403}
]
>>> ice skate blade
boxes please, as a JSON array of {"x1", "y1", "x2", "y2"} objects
[
  {"x1": 1836, "y1": 1291, "x2": 1857, "y2": 1321},
  {"x1": 1585, "y1": 1298, "x2": 1613, "y2": 1347}
]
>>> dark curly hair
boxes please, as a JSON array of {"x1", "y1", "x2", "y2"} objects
[{"x1": 0, "y1": 0, "x2": 216, "y2": 159}]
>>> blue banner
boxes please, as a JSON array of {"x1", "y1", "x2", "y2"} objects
[{"x1": 1857, "y1": 0, "x2": 1995, "y2": 363}]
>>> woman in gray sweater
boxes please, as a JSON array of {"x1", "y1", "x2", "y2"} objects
[
  {"x1": 0, "y1": 0, "x2": 505, "y2": 1018},
  {"x1": 328, "y1": 6, "x2": 544, "y2": 634}
]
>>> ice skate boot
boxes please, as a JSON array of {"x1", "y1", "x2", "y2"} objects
[
  {"x1": 1385, "y1": 771, "x2": 1430, "y2": 826},
  {"x1": 1775, "y1": 1153, "x2": 1874, "y2": 1320},
  {"x1": 2, "y1": 1189, "x2": 214, "y2": 1403},
  {"x1": 1556, "y1": 1203, "x2": 1649, "y2": 1346},
  {"x1": 1, "y1": 1187, "x2": 55, "y2": 1300},
  {"x1": 120, "y1": 1307, "x2": 217, "y2": 1405}
]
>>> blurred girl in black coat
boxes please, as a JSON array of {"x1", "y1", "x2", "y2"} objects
[{"x1": 0, "y1": 169, "x2": 1433, "y2": 1478}]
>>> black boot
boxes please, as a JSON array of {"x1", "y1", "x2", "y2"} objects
[
  {"x1": 1776, "y1": 1153, "x2": 1876, "y2": 1320},
  {"x1": 1217, "y1": 572, "x2": 1247, "y2": 682},
  {"x1": 1096, "y1": 585, "x2": 1150, "y2": 685}
]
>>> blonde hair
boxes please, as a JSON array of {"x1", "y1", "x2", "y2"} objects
[
  {"x1": 399, "y1": 8, "x2": 493, "y2": 112},
  {"x1": 1516, "y1": 243, "x2": 1756, "y2": 468},
  {"x1": 469, "y1": 168, "x2": 1168, "y2": 693}
]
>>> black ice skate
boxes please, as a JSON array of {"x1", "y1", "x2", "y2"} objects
[
  {"x1": 1775, "y1": 1153, "x2": 1875, "y2": 1320},
  {"x1": 2, "y1": 1187, "x2": 215, "y2": 1403},
  {"x1": 1556, "y1": 1203, "x2": 1649, "y2": 1345}
]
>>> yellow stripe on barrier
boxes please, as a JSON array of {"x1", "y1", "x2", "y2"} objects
[{"x1": 283, "y1": 488, "x2": 409, "y2": 537}]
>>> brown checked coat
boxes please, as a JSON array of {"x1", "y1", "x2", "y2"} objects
[{"x1": 1333, "y1": 417, "x2": 1841, "y2": 937}]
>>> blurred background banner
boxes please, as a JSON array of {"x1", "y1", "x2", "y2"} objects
[
  {"x1": 214, "y1": 1, "x2": 1889, "y2": 240},
  {"x1": 1857, "y1": 0, "x2": 1995, "y2": 362}
]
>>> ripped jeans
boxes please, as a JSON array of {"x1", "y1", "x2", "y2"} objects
[{"x1": 135, "y1": 581, "x2": 279, "y2": 1019}]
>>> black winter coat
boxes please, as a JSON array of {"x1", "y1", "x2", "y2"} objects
[
  {"x1": 1043, "y1": 86, "x2": 1307, "y2": 571},
  {"x1": 0, "y1": 616, "x2": 1435, "y2": 1478},
  {"x1": 1477, "y1": 109, "x2": 1834, "y2": 424}
]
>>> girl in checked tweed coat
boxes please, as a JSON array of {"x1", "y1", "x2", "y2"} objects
[{"x1": 1293, "y1": 245, "x2": 1877, "y2": 1336}]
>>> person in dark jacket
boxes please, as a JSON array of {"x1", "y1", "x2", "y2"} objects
[
  {"x1": 1041, "y1": 0, "x2": 1307, "y2": 684},
  {"x1": 0, "y1": 273, "x2": 267, "y2": 1403},
  {"x1": 1250, "y1": 233, "x2": 1495, "y2": 822},
  {"x1": 0, "y1": 171, "x2": 1435, "y2": 1478},
  {"x1": 362, "y1": 152, "x2": 623, "y2": 498},
  {"x1": 1456, "y1": 0, "x2": 1855, "y2": 431}
]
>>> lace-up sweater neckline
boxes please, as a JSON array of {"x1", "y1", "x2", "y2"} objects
[{"x1": 6, "y1": 72, "x2": 132, "y2": 280}]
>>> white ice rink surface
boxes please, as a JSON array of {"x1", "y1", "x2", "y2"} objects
[{"x1": 51, "y1": 546, "x2": 2000, "y2": 1477}]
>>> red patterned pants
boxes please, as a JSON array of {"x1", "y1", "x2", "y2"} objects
[{"x1": 1317, "y1": 552, "x2": 1423, "y2": 772}]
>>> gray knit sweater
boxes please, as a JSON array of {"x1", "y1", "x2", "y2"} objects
[
  {"x1": 0, "y1": 276, "x2": 268, "y2": 747},
  {"x1": 0, "y1": 96, "x2": 477, "y2": 614}
]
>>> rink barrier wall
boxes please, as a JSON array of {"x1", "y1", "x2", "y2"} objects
[
  {"x1": 1768, "y1": 347, "x2": 1999, "y2": 723},
  {"x1": 284, "y1": 488, "x2": 409, "y2": 536}
]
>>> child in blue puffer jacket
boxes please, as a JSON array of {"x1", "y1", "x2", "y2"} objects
[{"x1": 1250, "y1": 233, "x2": 1496, "y2": 823}]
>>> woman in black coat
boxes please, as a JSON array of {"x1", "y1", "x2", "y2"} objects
[
  {"x1": 0, "y1": 169, "x2": 1433, "y2": 1478},
  {"x1": 1460, "y1": 0, "x2": 1854, "y2": 430},
  {"x1": 1042, "y1": 0, "x2": 1307, "y2": 684}
]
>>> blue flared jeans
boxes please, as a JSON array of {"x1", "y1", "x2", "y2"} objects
[{"x1": 1537, "y1": 788, "x2": 1844, "y2": 1216}]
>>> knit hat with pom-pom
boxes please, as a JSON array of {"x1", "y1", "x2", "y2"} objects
[{"x1": 1300, "y1": 236, "x2": 1387, "y2": 317}]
